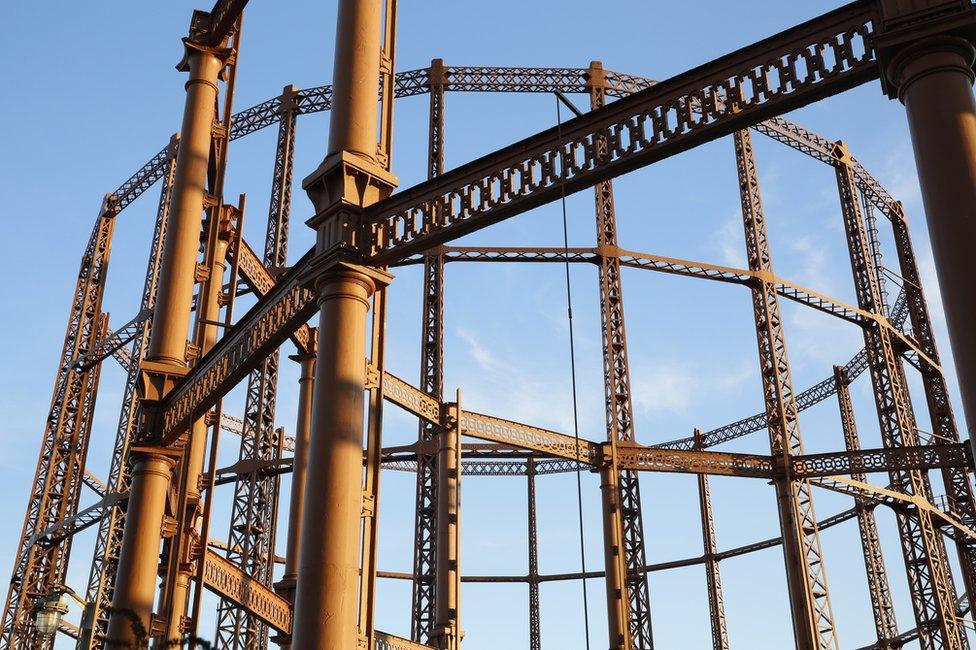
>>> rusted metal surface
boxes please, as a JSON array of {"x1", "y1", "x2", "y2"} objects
[{"x1": 10, "y1": 1, "x2": 976, "y2": 648}]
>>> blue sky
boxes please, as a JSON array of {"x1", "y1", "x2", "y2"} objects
[{"x1": 0, "y1": 1, "x2": 971, "y2": 648}]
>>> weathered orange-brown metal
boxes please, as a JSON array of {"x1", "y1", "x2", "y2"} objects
[
  {"x1": 9, "y1": 2, "x2": 976, "y2": 650},
  {"x1": 106, "y1": 36, "x2": 230, "y2": 646}
]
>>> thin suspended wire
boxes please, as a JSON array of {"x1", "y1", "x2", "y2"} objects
[{"x1": 555, "y1": 93, "x2": 592, "y2": 649}]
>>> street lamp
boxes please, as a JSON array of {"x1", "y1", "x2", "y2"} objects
[
  {"x1": 34, "y1": 593, "x2": 68, "y2": 638},
  {"x1": 33, "y1": 585, "x2": 86, "y2": 640}
]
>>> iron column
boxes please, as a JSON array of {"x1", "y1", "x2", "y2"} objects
[
  {"x1": 292, "y1": 0, "x2": 396, "y2": 647},
  {"x1": 434, "y1": 396, "x2": 462, "y2": 650},
  {"x1": 886, "y1": 36, "x2": 976, "y2": 442},
  {"x1": 600, "y1": 457, "x2": 631, "y2": 650},
  {"x1": 107, "y1": 38, "x2": 227, "y2": 646},
  {"x1": 274, "y1": 343, "x2": 317, "y2": 648}
]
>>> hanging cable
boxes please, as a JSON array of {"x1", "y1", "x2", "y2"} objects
[{"x1": 554, "y1": 92, "x2": 592, "y2": 649}]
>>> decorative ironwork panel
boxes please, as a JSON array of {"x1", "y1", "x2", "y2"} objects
[
  {"x1": 202, "y1": 551, "x2": 291, "y2": 635},
  {"x1": 615, "y1": 446, "x2": 774, "y2": 478},
  {"x1": 367, "y1": 5, "x2": 878, "y2": 263}
]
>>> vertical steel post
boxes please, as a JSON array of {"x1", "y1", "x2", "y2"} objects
[
  {"x1": 833, "y1": 141, "x2": 966, "y2": 650},
  {"x1": 527, "y1": 457, "x2": 541, "y2": 650},
  {"x1": 833, "y1": 366, "x2": 899, "y2": 648},
  {"x1": 587, "y1": 60, "x2": 653, "y2": 650},
  {"x1": 107, "y1": 36, "x2": 228, "y2": 646},
  {"x1": 694, "y1": 430, "x2": 729, "y2": 650},
  {"x1": 273, "y1": 341, "x2": 316, "y2": 649},
  {"x1": 0, "y1": 199, "x2": 116, "y2": 648},
  {"x1": 734, "y1": 128, "x2": 838, "y2": 650},
  {"x1": 887, "y1": 199, "x2": 976, "y2": 607},
  {"x1": 879, "y1": 15, "x2": 976, "y2": 446},
  {"x1": 292, "y1": 0, "x2": 396, "y2": 646},
  {"x1": 412, "y1": 57, "x2": 447, "y2": 645},
  {"x1": 80, "y1": 143, "x2": 178, "y2": 648},
  {"x1": 216, "y1": 83, "x2": 299, "y2": 650},
  {"x1": 359, "y1": 290, "x2": 388, "y2": 645},
  {"x1": 434, "y1": 393, "x2": 462, "y2": 650}
]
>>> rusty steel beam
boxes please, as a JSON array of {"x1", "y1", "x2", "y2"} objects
[
  {"x1": 202, "y1": 549, "x2": 291, "y2": 635},
  {"x1": 734, "y1": 128, "x2": 837, "y2": 650},
  {"x1": 365, "y1": 2, "x2": 878, "y2": 264},
  {"x1": 190, "y1": 0, "x2": 248, "y2": 47},
  {"x1": 834, "y1": 366, "x2": 900, "y2": 648},
  {"x1": 40, "y1": 0, "x2": 976, "y2": 642},
  {"x1": 587, "y1": 65, "x2": 653, "y2": 649},
  {"x1": 694, "y1": 431, "x2": 730, "y2": 650},
  {"x1": 615, "y1": 445, "x2": 773, "y2": 478},
  {"x1": 833, "y1": 142, "x2": 967, "y2": 649},
  {"x1": 888, "y1": 200, "x2": 976, "y2": 607},
  {"x1": 793, "y1": 444, "x2": 971, "y2": 479},
  {"x1": 214, "y1": 82, "x2": 298, "y2": 650},
  {"x1": 77, "y1": 148, "x2": 177, "y2": 648},
  {"x1": 527, "y1": 458, "x2": 541, "y2": 650},
  {"x1": 0, "y1": 194, "x2": 114, "y2": 647},
  {"x1": 155, "y1": 249, "x2": 316, "y2": 444}
]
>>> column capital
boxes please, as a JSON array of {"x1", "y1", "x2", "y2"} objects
[
  {"x1": 127, "y1": 446, "x2": 181, "y2": 473},
  {"x1": 303, "y1": 149, "x2": 399, "y2": 219},
  {"x1": 175, "y1": 38, "x2": 232, "y2": 74},
  {"x1": 887, "y1": 35, "x2": 976, "y2": 102},
  {"x1": 874, "y1": 0, "x2": 976, "y2": 98},
  {"x1": 304, "y1": 149, "x2": 398, "y2": 212},
  {"x1": 279, "y1": 83, "x2": 300, "y2": 114},
  {"x1": 585, "y1": 60, "x2": 606, "y2": 91},
  {"x1": 300, "y1": 251, "x2": 393, "y2": 298},
  {"x1": 288, "y1": 329, "x2": 319, "y2": 364},
  {"x1": 304, "y1": 151, "x2": 398, "y2": 256},
  {"x1": 429, "y1": 58, "x2": 448, "y2": 89}
]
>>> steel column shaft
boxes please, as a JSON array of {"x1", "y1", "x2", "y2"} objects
[
  {"x1": 293, "y1": 0, "x2": 394, "y2": 644},
  {"x1": 105, "y1": 452, "x2": 177, "y2": 646},
  {"x1": 325, "y1": 0, "x2": 382, "y2": 160},
  {"x1": 147, "y1": 45, "x2": 227, "y2": 366},
  {"x1": 273, "y1": 345, "x2": 316, "y2": 649},
  {"x1": 108, "y1": 39, "x2": 228, "y2": 645},
  {"x1": 434, "y1": 397, "x2": 462, "y2": 650},
  {"x1": 527, "y1": 458, "x2": 541, "y2": 650},
  {"x1": 886, "y1": 35, "x2": 976, "y2": 446},
  {"x1": 291, "y1": 269, "x2": 379, "y2": 648}
]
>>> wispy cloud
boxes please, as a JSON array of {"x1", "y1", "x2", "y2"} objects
[
  {"x1": 714, "y1": 216, "x2": 745, "y2": 267},
  {"x1": 631, "y1": 358, "x2": 753, "y2": 417},
  {"x1": 632, "y1": 362, "x2": 696, "y2": 415},
  {"x1": 454, "y1": 327, "x2": 595, "y2": 434},
  {"x1": 789, "y1": 234, "x2": 831, "y2": 292}
]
